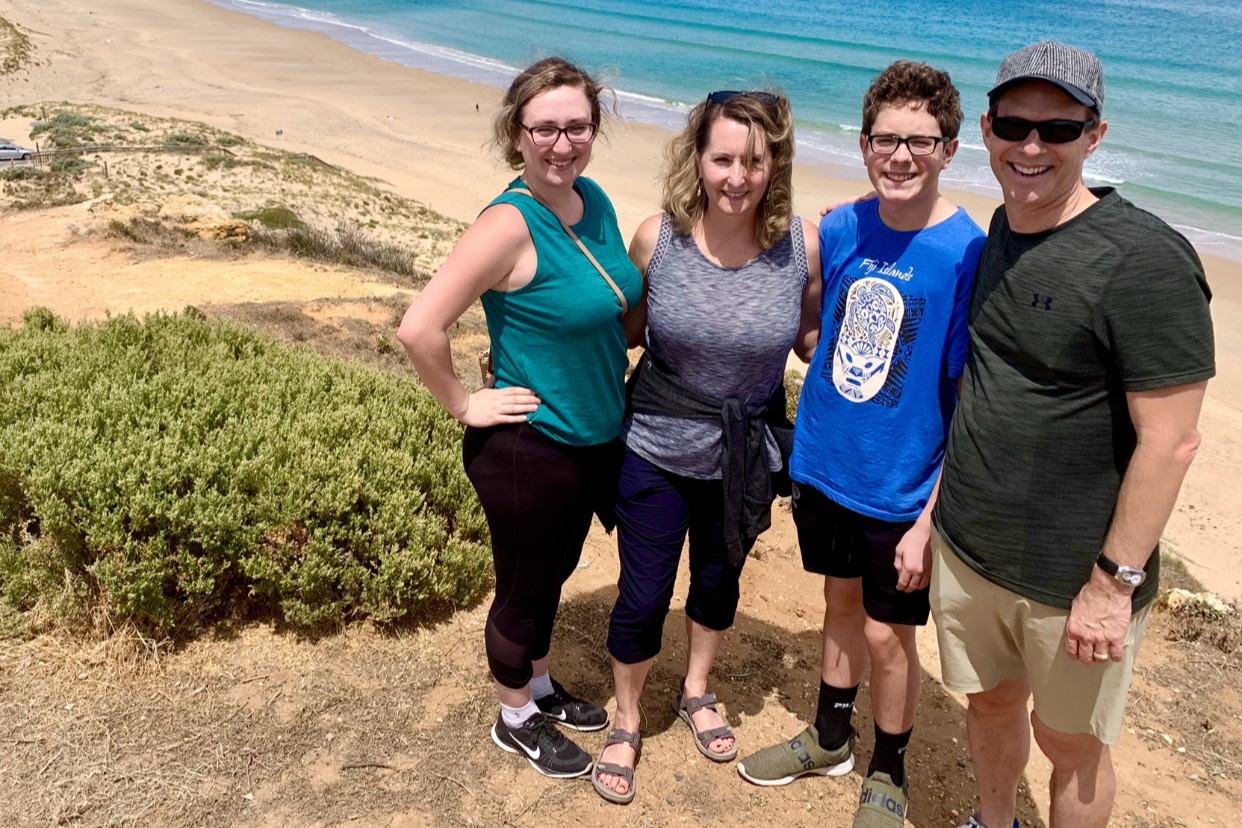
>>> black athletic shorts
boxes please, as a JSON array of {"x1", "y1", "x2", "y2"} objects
[{"x1": 791, "y1": 481, "x2": 930, "y2": 626}]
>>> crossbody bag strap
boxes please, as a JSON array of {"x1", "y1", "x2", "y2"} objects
[{"x1": 503, "y1": 186, "x2": 629, "y2": 314}]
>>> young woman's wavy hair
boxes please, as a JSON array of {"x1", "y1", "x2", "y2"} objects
[
  {"x1": 662, "y1": 91, "x2": 795, "y2": 250},
  {"x1": 491, "y1": 57, "x2": 610, "y2": 170},
  {"x1": 862, "y1": 61, "x2": 963, "y2": 139}
]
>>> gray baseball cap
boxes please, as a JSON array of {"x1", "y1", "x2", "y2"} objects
[{"x1": 988, "y1": 40, "x2": 1104, "y2": 112}]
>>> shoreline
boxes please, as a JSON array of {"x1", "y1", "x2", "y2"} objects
[
  {"x1": 2, "y1": 0, "x2": 1232, "y2": 264},
  {"x1": 2, "y1": 0, "x2": 1240, "y2": 600},
  {"x1": 198, "y1": 0, "x2": 1242, "y2": 264}
]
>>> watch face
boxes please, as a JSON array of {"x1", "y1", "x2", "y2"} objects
[{"x1": 1121, "y1": 570, "x2": 1144, "y2": 587}]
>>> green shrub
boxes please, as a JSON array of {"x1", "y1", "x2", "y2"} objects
[
  {"x1": 48, "y1": 157, "x2": 91, "y2": 175},
  {"x1": 201, "y1": 153, "x2": 239, "y2": 171},
  {"x1": 30, "y1": 112, "x2": 95, "y2": 148},
  {"x1": 0, "y1": 311, "x2": 488, "y2": 637},
  {"x1": 107, "y1": 217, "x2": 194, "y2": 245},
  {"x1": 2, "y1": 165, "x2": 84, "y2": 209},
  {"x1": 0, "y1": 166, "x2": 41, "y2": 181},
  {"x1": 34, "y1": 112, "x2": 91, "y2": 129},
  {"x1": 21, "y1": 306, "x2": 66, "y2": 333},
  {"x1": 164, "y1": 132, "x2": 206, "y2": 146},
  {"x1": 784, "y1": 370, "x2": 804, "y2": 423},
  {"x1": 236, "y1": 205, "x2": 306, "y2": 230},
  {"x1": 1, "y1": 17, "x2": 34, "y2": 77}
]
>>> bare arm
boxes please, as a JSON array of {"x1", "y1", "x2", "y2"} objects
[
  {"x1": 395, "y1": 204, "x2": 541, "y2": 425},
  {"x1": 894, "y1": 377, "x2": 963, "y2": 591},
  {"x1": 622, "y1": 215, "x2": 661, "y2": 349},
  {"x1": 793, "y1": 217, "x2": 822, "y2": 362},
  {"x1": 1064, "y1": 380, "x2": 1208, "y2": 663}
]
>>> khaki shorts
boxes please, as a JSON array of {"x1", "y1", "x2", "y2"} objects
[{"x1": 930, "y1": 529, "x2": 1150, "y2": 745}]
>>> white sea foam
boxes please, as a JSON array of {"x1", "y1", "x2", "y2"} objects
[
  {"x1": 1170, "y1": 224, "x2": 1242, "y2": 257},
  {"x1": 366, "y1": 34, "x2": 518, "y2": 76},
  {"x1": 205, "y1": 0, "x2": 1242, "y2": 262}
]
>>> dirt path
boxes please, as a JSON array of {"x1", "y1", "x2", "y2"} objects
[
  {"x1": 2, "y1": 515, "x2": 1238, "y2": 827},
  {"x1": 0, "y1": 202, "x2": 407, "y2": 327}
]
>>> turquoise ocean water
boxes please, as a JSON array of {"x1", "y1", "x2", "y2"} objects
[{"x1": 211, "y1": 0, "x2": 1242, "y2": 260}]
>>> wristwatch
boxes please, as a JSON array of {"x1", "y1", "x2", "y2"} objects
[{"x1": 1096, "y1": 553, "x2": 1147, "y2": 588}]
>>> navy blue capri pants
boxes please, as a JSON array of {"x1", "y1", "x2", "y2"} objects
[{"x1": 607, "y1": 449, "x2": 748, "y2": 664}]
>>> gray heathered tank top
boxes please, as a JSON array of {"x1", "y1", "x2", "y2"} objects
[{"x1": 621, "y1": 213, "x2": 808, "y2": 479}]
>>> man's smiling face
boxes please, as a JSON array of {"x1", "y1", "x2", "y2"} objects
[{"x1": 982, "y1": 80, "x2": 1106, "y2": 229}]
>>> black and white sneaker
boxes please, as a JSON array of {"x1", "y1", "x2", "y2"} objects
[
  {"x1": 534, "y1": 677, "x2": 609, "y2": 732},
  {"x1": 491, "y1": 712, "x2": 592, "y2": 778}
]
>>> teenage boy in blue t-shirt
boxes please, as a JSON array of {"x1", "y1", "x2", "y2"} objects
[{"x1": 738, "y1": 61, "x2": 985, "y2": 828}]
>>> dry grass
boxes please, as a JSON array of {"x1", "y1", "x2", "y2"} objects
[
  {"x1": 2, "y1": 102, "x2": 468, "y2": 282},
  {"x1": 0, "y1": 15, "x2": 34, "y2": 77},
  {"x1": 0, "y1": 587, "x2": 626, "y2": 827},
  {"x1": 204, "y1": 295, "x2": 491, "y2": 393},
  {"x1": 0, "y1": 623, "x2": 478, "y2": 826},
  {"x1": 8, "y1": 575, "x2": 1234, "y2": 828},
  {"x1": 2, "y1": 524, "x2": 1240, "y2": 826},
  {"x1": 1130, "y1": 605, "x2": 1242, "y2": 788}
]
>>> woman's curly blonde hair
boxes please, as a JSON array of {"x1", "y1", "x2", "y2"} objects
[
  {"x1": 662, "y1": 92, "x2": 795, "y2": 250},
  {"x1": 491, "y1": 57, "x2": 610, "y2": 171}
]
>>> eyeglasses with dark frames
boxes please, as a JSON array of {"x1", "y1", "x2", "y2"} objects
[
  {"x1": 988, "y1": 116, "x2": 1096, "y2": 144},
  {"x1": 865, "y1": 134, "x2": 950, "y2": 156},
  {"x1": 706, "y1": 90, "x2": 782, "y2": 108},
  {"x1": 521, "y1": 122, "x2": 598, "y2": 146}
]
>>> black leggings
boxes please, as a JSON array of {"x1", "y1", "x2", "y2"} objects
[{"x1": 463, "y1": 423, "x2": 621, "y2": 690}]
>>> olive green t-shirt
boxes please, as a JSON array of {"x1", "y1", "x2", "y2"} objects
[{"x1": 934, "y1": 189, "x2": 1215, "y2": 610}]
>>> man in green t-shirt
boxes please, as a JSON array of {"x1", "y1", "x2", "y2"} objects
[{"x1": 930, "y1": 41, "x2": 1214, "y2": 828}]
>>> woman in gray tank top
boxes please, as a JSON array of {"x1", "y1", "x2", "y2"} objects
[{"x1": 592, "y1": 90, "x2": 822, "y2": 804}]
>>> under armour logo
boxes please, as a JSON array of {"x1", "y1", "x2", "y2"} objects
[{"x1": 1031, "y1": 293, "x2": 1053, "y2": 311}]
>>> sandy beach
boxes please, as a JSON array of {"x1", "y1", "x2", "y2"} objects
[
  {"x1": 4, "y1": 0, "x2": 1238, "y2": 598},
  {"x1": 1, "y1": 2, "x2": 1240, "y2": 825}
]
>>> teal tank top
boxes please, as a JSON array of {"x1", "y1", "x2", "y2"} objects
[{"x1": 481, "y1": 177, "x2": 643, "y2": 446}]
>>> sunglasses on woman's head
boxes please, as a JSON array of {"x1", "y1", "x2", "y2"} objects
[
  {"x1": 989, "y1": 115, "x2": 1096, "y2": 144},
  {"x1": 707, "y1": 90, "x2": 781, "y2": 108}
]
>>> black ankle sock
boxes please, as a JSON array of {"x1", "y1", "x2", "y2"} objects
[
  {"x1": 813, "y1": 681, "x2": 858, "y2": 750},
  {"x1": 867, "y1": 723, "x2": 912, "y2": 786}
]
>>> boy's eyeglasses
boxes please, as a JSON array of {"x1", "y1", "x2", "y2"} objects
[
  {"x1": 865, "y1": 134, "x2": 949, "y2": 156},
  {"x1": 989, "y1": 115, "x2": 1096, "y2": 144},
  {"x1": 706, "y1": 90, "x2": 781, "y2": 108},
  {"x1": 521, "y1": 122, "x2": 597, "y2": 146}
]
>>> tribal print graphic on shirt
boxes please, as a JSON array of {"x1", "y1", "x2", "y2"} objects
[{"x1": 826, "y1": 275, "x2": 925, "y2": 407}]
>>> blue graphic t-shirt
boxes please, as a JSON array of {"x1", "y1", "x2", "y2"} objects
[{"x1": 791, "y1": 199, "x2": 985, "y2": 521}]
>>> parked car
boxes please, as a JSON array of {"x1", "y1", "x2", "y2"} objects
[{"x1": 0, "y1": 143, "x2": 34, "y2": 161}]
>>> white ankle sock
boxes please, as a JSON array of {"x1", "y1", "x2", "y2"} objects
[
  {"x1": 529, "y1": 672, "x2": 554, "y2": 700},
  {"x1": 500, "y1": 699, "x2": 540, "y2": 728}
]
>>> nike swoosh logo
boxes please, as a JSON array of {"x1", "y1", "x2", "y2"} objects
[
  {"x1": 546, "y1": 710, "x2": 568, "y2": 721},
  {"x1": 514, "y1": 738, "x2": 542, "y2": 760}
]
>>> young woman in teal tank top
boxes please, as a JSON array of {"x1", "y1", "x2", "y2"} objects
[{"x1": 397, "y1": 58, "x2": 641, "y2": 780}]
